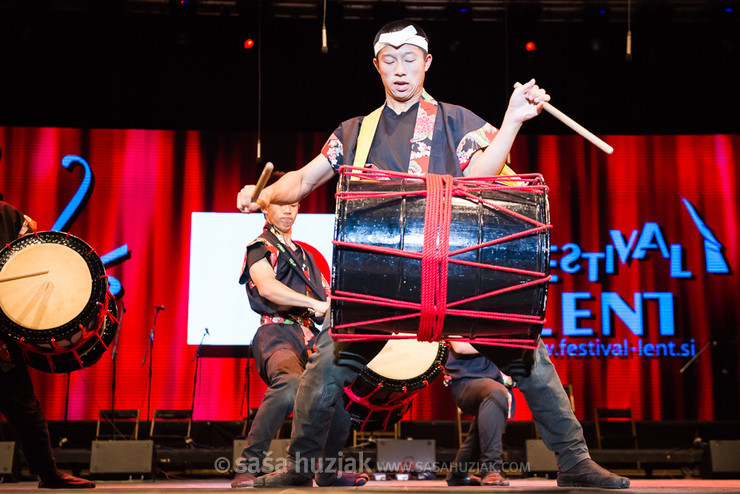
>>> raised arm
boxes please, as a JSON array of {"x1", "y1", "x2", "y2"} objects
[
  {"x1": 249, "y1": 257, "x2": 330, "y2": 317},
  {"x1": 237, "y1": 154, "x2": 335, "y2": 213},
  {"x1": 464, "y1": 78, "x2": 549, "y2": 177}
]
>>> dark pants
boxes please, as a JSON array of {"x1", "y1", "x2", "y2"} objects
[
  {"x1": 240, "y1": 349, "x2": 303, "y2": 472},
  {"x1": 0, "y1": 360, "x2": 57, "y2": 480},
  {"x1": 513, "y1": 340, "x2": 590, "y2": 471},
  {"x1": 240, "y1": 348, "x2": 352, "y2": 474},
  {"x1": 287, "y1": 329, "x2": 386, "y2": 474},
  {"x1": 289, "y1": 331, "x2": 589, "y2": 473},
  {"x1": 449, "y1": 377, "x2": 509, "y2": 475}
]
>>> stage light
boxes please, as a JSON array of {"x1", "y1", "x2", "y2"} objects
[
  {"x1": 586, "y1": 5, "x2": 610, "y2": 22},
  {"x1": 243, "y1": 38, "x2": 255, "y2": 49},
  {"x1": 526, "y1": 41, "x2": 536, "y2": 52},
  {"x1": 169, "y1": 0, "x2": 196, "y2": 15},
  {"x1": 448, "y1": 2, "x2": 472, "y2": 22}
]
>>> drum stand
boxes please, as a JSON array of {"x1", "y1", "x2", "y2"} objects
[{"x1": 142, "y1": 305, "x2": 165, "y2": 422}]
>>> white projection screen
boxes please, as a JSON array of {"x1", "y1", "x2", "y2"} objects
[{"x1": 187, "y1": 212, "x2": 335, "y2": 346}]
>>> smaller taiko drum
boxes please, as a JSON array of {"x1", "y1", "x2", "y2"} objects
[
  {"x1": 343, "y1": 338, "x2": 448, "y2": 431},
  {"x1": 0, "y1": 231, "x2": 118, "y2": 373}
]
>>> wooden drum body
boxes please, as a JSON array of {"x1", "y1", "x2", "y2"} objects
[{"x1": 331, "y1": 169, "x2": 551, "y2": 354}]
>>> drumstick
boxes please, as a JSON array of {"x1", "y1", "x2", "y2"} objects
[
  {"x1": 251, "y1": 162, "x2": 275, "y2": 203},
  {"x1": 0, "y1": 270, "x2": 49, "y2": 283},
  {"x1": 514, "y1": 82, "x2": 614, "y2": 155}
]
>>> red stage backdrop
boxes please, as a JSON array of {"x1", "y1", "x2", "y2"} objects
[{"x1": 0, "y1": 128, "x2": 738, "y2": 423}]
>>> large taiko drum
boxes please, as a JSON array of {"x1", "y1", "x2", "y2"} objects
[
  {"x1": 343, "y1": 339, "x2": 448, "y2": 431},
  {"x1": 0, "y1": 231, "x2": 118, "y2": 373},
  {"x1": 331, "y1": 168, "x2": 550, "y2": 356}
]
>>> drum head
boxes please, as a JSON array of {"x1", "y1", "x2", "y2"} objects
[
  {"x1": 0, "y1": 231, "x2": 108, "y2": 343},
  {"x1": 366, "y1": 339, "x2": 442, "y2": 381},
  {"x1": 0, "y1": 243, "x2": 92, "y2": 330}
]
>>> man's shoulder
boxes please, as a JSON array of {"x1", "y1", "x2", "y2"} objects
[
  {"x1": 337, "y1": 102, "x2": 389, "y2": 130},
  {"x1": 247, "y1": 236, "x2": 274, "y2": 251},
  {"x1": 0, "y1": 201, "x2": 23, "y2": 220},
  {"x1": 336, "y1": 114, "x2": 365, "y2": 132},
  {"x1": 437, "y1": 100, "x2": 480, "y2": 118},
  {"x1": 339, "y1": 114, "x2": 365, "y2": 125},
  {"x1": 436, "y1": 101, "x2": 490, "y2": 137}
]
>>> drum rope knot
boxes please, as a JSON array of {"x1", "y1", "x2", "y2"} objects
[{"x1": 419, "y1": 173, "x2": 453, "y2": 342}]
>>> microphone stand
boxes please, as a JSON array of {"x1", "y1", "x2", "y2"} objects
[
  {"x1": 142, "y1": 306, "x2": 165, "y2": 422},
  {"x1": 110, "y1": 300, "x2": 125, "y2": 439},
  {"x1": 57, "y1": 373, "x2": 71, "y2": 449},
  {"x1": 240, "y1": 346, "x2": 253, "y2": 433},
  {"x1": 189, "y1": 328, "x2": 209, "y2": 446},
  {"x1": 680, "y1": 339, "x2": 717, "y2": 374}
]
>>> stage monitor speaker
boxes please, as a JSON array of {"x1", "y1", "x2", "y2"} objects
[
  {"x1": 526, "y1": 439, "x2": 557, "y2": 472},
  {"x1": 89, "y1": 440, "x2": 154, "y2": 474},
  {"x1": 376, "y1": 439, "x2": 435, "y2": 472},
  {"x1": 0, "y1": 442, "x2": 14, "y2": 474},
  {"x1": 233, "y1": 438, "x2": 291, "y2": 472},
  {"x1": 709, "y1": 440, "x2": 740, "y2": 473}
]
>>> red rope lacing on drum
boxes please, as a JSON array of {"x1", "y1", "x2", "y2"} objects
[
  {"x1": 331, "y1": 166, "x2": 552, "y2": 349},
  {"x1": 15, "y1": 291, "x2": 118, "y2": 372},
  {"x1": 419, "y1": 173, "x2": 452, "y2": 341},
  {"x1": 344, "y1": 382, "x2": 415, "y2": 432}
]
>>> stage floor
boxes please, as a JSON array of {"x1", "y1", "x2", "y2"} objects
[{"x1": 2, "y1": 479, "x2": 740, "y2": 492}]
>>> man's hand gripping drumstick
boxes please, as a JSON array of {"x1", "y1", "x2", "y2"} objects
[
  {"x1": 237, "y1": 154, "x2": 336, "y2": 213},
  {"x1": 514, "y1": 81, "x2": 614, "y2": 154},
  {"x1": 237, "y1": 162, "x2": 274, "y2": 212}
]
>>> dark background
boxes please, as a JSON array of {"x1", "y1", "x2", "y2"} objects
[{"x1": 0, "y1": 0, "x2": 738, "y2": 137}]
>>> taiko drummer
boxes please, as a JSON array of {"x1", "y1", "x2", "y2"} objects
[
  {"x1": 0, "y1": 200, "x2": 96, "y2": 489},
  {"x1": 236, "y1": 20, "x2": 628, "y2": 490}
]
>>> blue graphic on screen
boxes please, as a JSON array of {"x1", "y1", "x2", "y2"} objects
[
  {"x1": 52, "y1": 155, "x2": 93, "y2": 232},
  {"x1": 52, "y1": 154, "x2": 130, "y2": 297},
  {"x1": 681, "y1": 197, "x2": 729, "y2": 274},
  {"x1": 542, "y1": 199, "x2": 729, "y2": 358},
  {"x1": 100, "y1": 244, "x2": 131, "y2": 297}
]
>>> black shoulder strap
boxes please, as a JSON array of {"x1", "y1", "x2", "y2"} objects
[{"x1": 261, "y1": 228, "x2": 326, "y2": 301}]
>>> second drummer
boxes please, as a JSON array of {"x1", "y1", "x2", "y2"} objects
[{"x1": 232, "y1": 173, "x2": 368, "y2": 488}]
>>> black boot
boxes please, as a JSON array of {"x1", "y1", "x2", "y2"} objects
[
  {"x1": 445, "y1": 473, "x2": 481, "y2": 486},
  {"x1": 557, "y1": 458, "x2": 630, "y2": 489},
  {"x1": 315, "y1": 471, "x2": 369, "y2": 486},
  {"x1": 253, "y1": 467, "x2": 313, "y2": 488}
]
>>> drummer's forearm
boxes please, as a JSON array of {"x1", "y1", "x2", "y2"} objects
[
  {"x1": 268, "y1": 155, "x2": 335, "y2": 205},
  {"x1": 258, "y1": 279, "x2": 324, "y2": 311},
  {"x1": 465, "y1": 118, "x2": 522, "y2": 177},
  {"x1": 250, "y1": 262, "x2": 324, "y2": 311}
]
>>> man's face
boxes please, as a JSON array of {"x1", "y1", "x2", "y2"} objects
[
  {"x1": 373, "y1": 44, "x2": 432, "y2": 105},
  {"x1": 263, "y1": 203, "x2": 299, "y2": 234}
]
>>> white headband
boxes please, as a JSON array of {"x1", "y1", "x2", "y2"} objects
[{"x1": 373, "y1": 25, "x2": 429, "y2": 56}]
